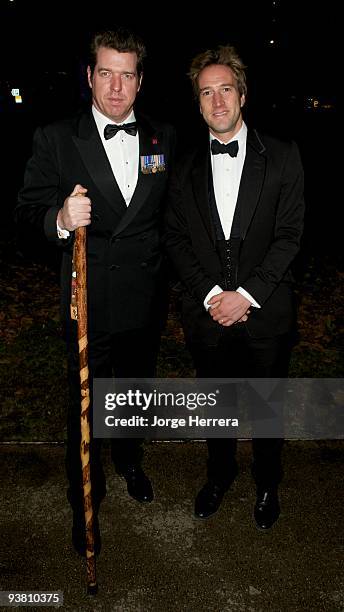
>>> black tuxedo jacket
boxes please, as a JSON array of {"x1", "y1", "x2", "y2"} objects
[
  {"x1": 16, "y1": 111, "x2": 176, "y2": 333},
  {"x1": 164, "y1": 129, "x2": 304, "y2": 343}
]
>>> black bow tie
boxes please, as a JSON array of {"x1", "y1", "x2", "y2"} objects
[
  {"x1": 104, "y1": 122, "x2": 137, "y2": 139},
  {"x1": 211, "y1": 139, "x2": 239, "y2": 157}
]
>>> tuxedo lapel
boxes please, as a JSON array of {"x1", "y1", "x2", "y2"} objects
[
  {"x1": 191, "y1": 144, "x2": 215, "y2": 243},
  {"x1": 190, "y1": 130, "x2": 266, "y2": 243},
  {"x1": 238, "y1": 129, "x2": 267, "y2": 239},
  {"x1": 73, "y1": 112, "x2": 127, "y2": 216},
  {"x1": 111, "y1": 119, "x2": 162, "y2": 237}
]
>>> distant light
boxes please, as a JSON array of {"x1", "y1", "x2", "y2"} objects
[
  {"x1": 11, "y1": 88, "x2": 23, "y2": 103},
  {"x1": 304, "y1": 96, "x2": 335, "y2": 111},
  {"x1": 269, "y1": 40, "x2": 275, "y2": 45}
]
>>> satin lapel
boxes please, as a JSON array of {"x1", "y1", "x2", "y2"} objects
[
  {"x1": 238, "y1": 130, "x2": 267, "y2": 239},
  {"x1": 191, "y1": 145, "x2": 215, "y2": 243},
  {"x1": 111, "y1": 123, "x2": 160, "y2": 237},
  {"x1": 72, "y1": 113, "x2": 126, "y2": 216}
]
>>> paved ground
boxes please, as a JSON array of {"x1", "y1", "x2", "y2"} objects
[{"x1": 0, "y1": 440, "x2": 343, "y2": 611}]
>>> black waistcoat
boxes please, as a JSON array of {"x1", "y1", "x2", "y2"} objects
[{"x1": 208, "y1": 159, "x2": 241, "y2": 290}]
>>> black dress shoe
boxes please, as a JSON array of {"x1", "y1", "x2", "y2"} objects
[
  {"x1": 194, "y1": 482, "x2": 227, "y2": 519},
  {"x1": 254, "y1": 489, "x2": 280, "y2": 530},
  {"x1": 120, "y1": 466, "x2": 154, "y2": 503},
  {"x1": 72, "y1": 512, "x2": 101, "y2": 557}
]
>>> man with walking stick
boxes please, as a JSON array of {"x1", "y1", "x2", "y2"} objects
[{"x1": 16, "y1": 27, "x2": 176, "y2": 557}]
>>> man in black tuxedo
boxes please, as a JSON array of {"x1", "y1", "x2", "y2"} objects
[
  {"x1": 16, "y1": 28, "x2": 176, "y2": 554},
  {"x1": 165, "y1": 45, "x2": 304, "y2": 528}
]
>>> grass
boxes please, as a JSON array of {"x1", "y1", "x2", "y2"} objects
[{"x1": 0, "y1": 241, "x2": 342, "y2": 442}]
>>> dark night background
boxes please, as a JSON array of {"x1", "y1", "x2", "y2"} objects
[
  {"x1": 0, "y1": 0, "x2": 341, "y2": 258},
  {"x1": 0, "y1": 4, "x2": 342, "y2": 606},
  {"x1": 0, "y1": 0, "x2": 342, "y2": 365}
]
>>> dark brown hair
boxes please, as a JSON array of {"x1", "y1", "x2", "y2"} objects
[{"x1": 89, "y1": 28, "x2": 146, "y2": 77}]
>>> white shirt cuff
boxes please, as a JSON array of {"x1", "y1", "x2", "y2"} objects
[
  {"x1": 57, "y1": 219, "x2": 70, "y2": 240},
  {"x1": 237, "y1": 287, "x2": 261, "y2": 308},
  {"x1": 204, "y1": 285, "x2": 223, "y2": 311}
]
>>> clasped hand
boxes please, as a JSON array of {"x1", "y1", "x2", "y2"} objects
[
  {"x1": 208, "y1": 291, "x2": 251, "y2": 326},
  {"x1": 57, "y1": 184, "x2": 91, "y2": 231}
]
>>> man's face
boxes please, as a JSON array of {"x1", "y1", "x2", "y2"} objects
[
  {"x1": 198, "y1": 64, "x2": 245, "y2": 140},
  {"x1": 87, "y1": 46, "x2": 142, "y2": 123}
]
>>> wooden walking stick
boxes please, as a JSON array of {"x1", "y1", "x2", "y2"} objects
[{"x1": 71, "y1": 194, "x2": 98, "y2": 595}]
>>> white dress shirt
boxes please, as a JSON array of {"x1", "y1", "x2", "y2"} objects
[
  {"x1": 92, "y1": 105, "x2": 139, "y2": 206},
  {"x1": 204, "y1": 122, "x2": 260, "y2": 310}
]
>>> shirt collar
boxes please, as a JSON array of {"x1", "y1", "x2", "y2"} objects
[
  {"x1": 92, "y1": 105, "x2": 136, "y2": 134},
  {"x1": 209, "y1": 121, "x2": 247, "y2": 148}
]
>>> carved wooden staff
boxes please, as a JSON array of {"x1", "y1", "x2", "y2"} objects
[{"x1": 71, "y1": 212, "x2": 97, "y2": 595}]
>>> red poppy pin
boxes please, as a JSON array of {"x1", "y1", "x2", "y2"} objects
[{"x1": 152, "y1": 137, "x2": 158, "y2": 145}]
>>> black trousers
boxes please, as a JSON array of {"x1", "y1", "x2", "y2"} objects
[
  {"x1": 65, "y1": 322, "x2": 160, "y2": 511},
  {"x1": 189, "y1": 325, "x2": 292, "y2": 490}
]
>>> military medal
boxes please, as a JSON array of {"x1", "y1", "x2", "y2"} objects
[{"x1": 140, "y1": 154, "x2": 166, "y2": 174}]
